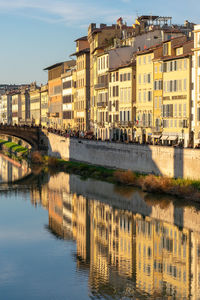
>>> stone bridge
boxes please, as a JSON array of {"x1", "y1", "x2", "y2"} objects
[{"x1": 0, "y1": 125, "x2": 48, "y2": 151}]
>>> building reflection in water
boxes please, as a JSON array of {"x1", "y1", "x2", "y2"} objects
[
  {"x1": 30, "y1": 172, "x2": 200, "y2": 299},
  {"x1": 0, "y1": 153, "x2": 29, "y2": 183}
]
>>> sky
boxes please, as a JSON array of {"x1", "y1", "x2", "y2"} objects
[{"x1": 0, "y1": 0, "x2": 199, "y2": 85}]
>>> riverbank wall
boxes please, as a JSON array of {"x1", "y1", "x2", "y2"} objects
[{"x1": 47, "y1": 132, "x2": 200, "y2": 180}]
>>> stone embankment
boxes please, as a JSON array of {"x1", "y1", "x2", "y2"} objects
[{"x1": 47, "y1": 132, "x2": 200, "y2": 180}]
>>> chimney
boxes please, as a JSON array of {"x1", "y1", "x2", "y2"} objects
[{"x1": 100, "y1": 23, "x2": 107, "y2": 29}]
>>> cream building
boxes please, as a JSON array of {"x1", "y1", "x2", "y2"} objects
[
  {"x1": 40, "y1": 84, "x2": 48, "y2": 127},
  {"x1": 29, "y1": 82, "x2": 41, "y2": 126},
  {"x1": 192, "y1": 24, "x2": 200, "y2": 146},
  {"x1": 61, "y1": 66, "x2": 76, "y2": 131},
  {"x1": 71, "y1": 36, "x2": 90, "y2": 132},
  {"x1": 11, "y1": 91, "x2": 21, "y2": 125},
  {"x1": 136, "y1": 49, "x2": 154, "y2": 143}
]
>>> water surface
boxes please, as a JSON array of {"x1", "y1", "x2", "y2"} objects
[{"x1": 0, "y1": 164, "x2": 200, "y2": 299}]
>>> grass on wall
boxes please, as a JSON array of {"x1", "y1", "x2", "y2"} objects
[{"x1": 0, "y1": 139, "x2": 28, "y2": 154}]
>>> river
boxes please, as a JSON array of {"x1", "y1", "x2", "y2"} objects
[{"x1": 0, "y1": 155, "x2": 200, "y2": 299}]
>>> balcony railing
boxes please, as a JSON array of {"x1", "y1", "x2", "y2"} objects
[
  {"x1": 97, "y1": 101, "x2": 107, "y2": 108},
  {"x1": 94, "y1": 82, "x2": 108, "y2": 90},
  {"x1": 118, "y1": 121, "x2": 134, "y2": 127}
]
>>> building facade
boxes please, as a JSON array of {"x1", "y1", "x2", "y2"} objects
[
  {"x1": 12, "y1": 91, "x2": 21, "y2": 125},
  {"x1": 29, "y1": 82, "x2": 41, "y2": 125},
  {"x1": 40, "y1": 84, "x2": 49, "y2": 127},
  {"x1": 192, "y1": 25, "x2": 200, "y2": 146},
  {"x1": 72, "y1": 36, "x2": 90, "y2": 132},
  {"x1": 45, "y1": 60, "x2": 76, "y2": 130}
]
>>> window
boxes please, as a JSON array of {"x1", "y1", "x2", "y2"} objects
[
  {"x1": 139, "y1": 74, "x2": 141, "y2": 84},
  {"x1": 174, "y1": 80, "x2": 177, "y2": 92},
  {"x1": 184, "y1": 79, "x2": 187, "y2": 91},
  {"x1": 174, "y1": 104, "x2": 177, "y2": 117},
  {"x1": 139, "y1": 91, "x2": 141, "y2": 102},
  {"x1": 120, "y1": 111, "x2": 122, "y2": 121},
  {"x1": 164, "y1": 81, "x2": 166, "y2": 92},
  {"x1": 174, "y1": 60, "x2": 177, "y2": 71},
  {"x1": 143, "y1": 91, "x2": 146, "y2": 102},
  {"x1": 148, "y1": 91, "x2": 152, "y2": 101},
  {"x1": 179, "y1": 104, "x2": 182, "y2": 117},
  {"x1": 159, "y1": 96, "x2": 162, "y2": 108},
  {"x1": 147, "y1": 73, "x2": 151, "y2": 83},
  {"x1": 155, "y1": 97, "x2": 157, "y2": 108},
  {"x1": 163, "y1": 43, "x2": 168, "y2": 56},
  {"x1": 183, "y1": 103, "x2": 186, "y2": 117},
  {"x1": 113, "y1": 86, "x2": 115, "y2": 97},
  {"x1": 127, "y1": 73, "x2": 131, "y2": 81},
  {"x1": 178, "y1": 80, "x2": 182, "y2": 91},
  {"x1": 143, "y1": 74, "x2": 146, "y2": 84},
  {"x1": 143, "y1": 56, "x2": 146, "y2": 64}
]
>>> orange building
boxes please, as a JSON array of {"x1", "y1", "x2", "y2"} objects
[{"x1": 44, "y1": 60, "x2": 76, "y2": 129}]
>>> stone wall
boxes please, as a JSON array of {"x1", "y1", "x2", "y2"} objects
[{"x1": 47, "y1": 132, "x2": 200, "y2": 180}]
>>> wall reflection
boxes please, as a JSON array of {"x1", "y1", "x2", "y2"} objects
[
  {"x1": 32, "y1": 172, "x2": 200, "y2": 299},
  {"x1": 0, "y1": 153, "x2": 29, "y2": 183}
]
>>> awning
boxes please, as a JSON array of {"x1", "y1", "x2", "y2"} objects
[
  {"x1": 152, "y1": 135, "x2": 161, "y2": 139},
  {"x1": 168, "y1": 136, "x2": 178, "y2": 141},
  {"x1": 161, "y1": 136, "x2": 169, "y2": 140}
]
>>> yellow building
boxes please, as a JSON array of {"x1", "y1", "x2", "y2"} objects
[
  {"x1": 40, "y1": 84, "x2": 48, "y2": 127},
  {"x1": 136, "y1": 215, "x2": 154, "y2": 295},
  {"x1": 72, "y1": 36, "x2": 90, "y2": 132},
  {"x1": 135, "y1": 214, "x2": 191, "y2": 298},
  {"x1": 136, "y1": 48, "x2": 154, "y2": 143},
  {"x1": 161, "y1": 39, "x2": 193, "y2": 147},
  {"x1": 152, "y1": 46, "x2": 163, "y2": 143},
  {"x1": 108, "y1": 63, "x2": 136, "y2": 141},
  {"x1": 29, "y1": 82, "x2": 41, "y2": 126}
]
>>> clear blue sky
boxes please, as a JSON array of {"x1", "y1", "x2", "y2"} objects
[{"x1": 0, "y1": 0, "x2": 199, "y2": 85}]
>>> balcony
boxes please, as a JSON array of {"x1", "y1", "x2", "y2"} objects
[
  {"x1": 118, "y1": 121, "x2": 134, "y2": 127},
  {"x1": 94, "y1": 82, "x2": 108, "y2": 90},
  {"x1": 97, "y1": 101, "x2": 107, "y2": 108},
  {"x1": 94, "y1": 74, "x2": 108, "y2": 90}
]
